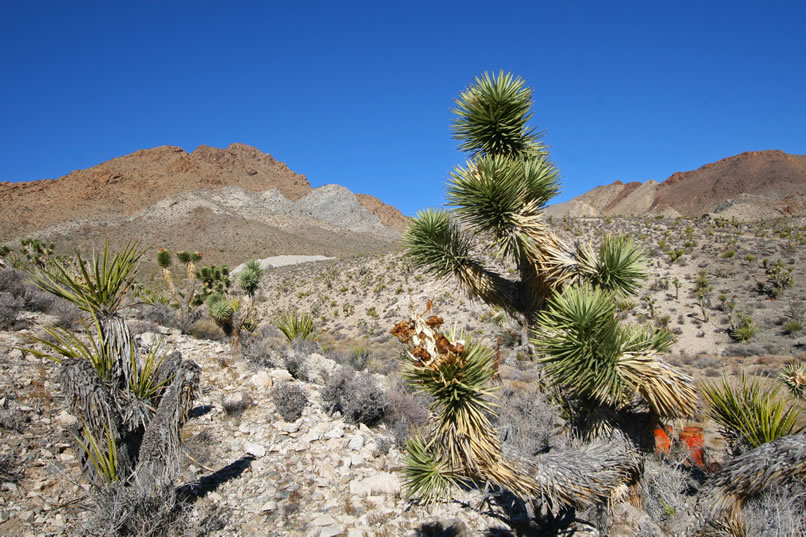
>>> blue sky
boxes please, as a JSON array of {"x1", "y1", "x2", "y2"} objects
[{"x1": 1, "y1": 1, "x2": 804, "y2": 216}]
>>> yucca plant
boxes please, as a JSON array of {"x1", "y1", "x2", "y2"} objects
[
  {"x1": 205, "y1": 260, "x2": 262, "y2": 356},
  {"x1": 532, "y1": 284, "x2": 698, "y2": 443},
  {"x1": 155, "y1": 248, "x2": 202, "y2": 333},
  {"x1": 27, "y1": 241, "x2": 143, "y2": 389},
  {"x1": 392, "y1": 308, "x2": 537, "y2": 503},
  {"x1": 392, "y1": 307, "x2": 641, "y2": 514},
  {"x1": 403, "y1": 71, "x2": 646, "y2": 343},
  {"x1": 702, "y1": 373, "x2": 803, "y2": 454},
  {"x1": 779, "y1": 361, "x2": 806, "y2": 400},
  {"x1": 22, "y1": 243, "x2": 199, "y2": 495},
  {"x1": 274, "y1": 310, "x2": 315, "y2": 343}
]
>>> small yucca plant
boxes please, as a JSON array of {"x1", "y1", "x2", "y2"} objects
[
  {"x1": 702, "y1": 373, "x2": 803, "y2": 453},
  {"x1": 274, "y1": 311, "x2": 315, "y2": 343}
]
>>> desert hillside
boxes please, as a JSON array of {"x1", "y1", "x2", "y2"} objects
[
  {"x1": 0, "y1": 144, "x2": 408, "y2": 266},
  {"x1": 546, "y1": 150, "x2": 806, "y2": 219}
]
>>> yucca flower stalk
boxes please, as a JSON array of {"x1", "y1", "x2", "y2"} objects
[{"x1": 404, "y1": 72, "x2": 646, "y2": 343}]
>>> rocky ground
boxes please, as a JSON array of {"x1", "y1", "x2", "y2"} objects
[{"x1": 2, "y1": 214, "x2": 806, "y2": 536}]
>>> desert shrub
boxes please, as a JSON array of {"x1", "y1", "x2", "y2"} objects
[
  {"x1": 283, "y1": 350, "x2": 308, "y2": 381},
  {"x1": 0, "y1": 267, "x2": 27, "y2": 295},
  {"x1": 322, "y1": 366, "x2": 388, "y2": 426},
  {"x1": 641, "y1": 452, "x2": 696, "y2": 524},
  {"x1": 729, "y1": 312, "x2": 757, "y2": 343},
  {"x1": 135, "y1": 303, "x2": 179, "y2": 330},
  {"x1": 187, "y1": 318, "x2": 227, "y2": 342},
  {"x1": 384, "y1": 388, "x2": 431, "y2": 447},
  {"x1": 49, "y1": 297, "x2": 83, "y2": 329},
  {"x1": 84, "y1": 480, "x2": 224, "y2": 537},
  {"x1": 778, "y1": 361, "x2": 806, "y2": 400},
  {"x1": 742, "y1": 481, "x2": 806, "y2": 537},
  {"x1": 240, "y1": 329, "x2": 282, "y2": 369},
  {"x1": 494, "y1": 385, "x2": 563, "y2": 457},
  {"x1": 0, "y1": 292, "x2": 25, "y2": 330},
  {"x1": 271, "y1": 382, "x2": 308, "y2": 422},
  {"x1": 783, "y1": 320, "x2": 804, "y2": 336}
]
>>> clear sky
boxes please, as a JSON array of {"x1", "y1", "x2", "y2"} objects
[{"x1": 1, "y1": 1, "x2": 804, "y2": 216}]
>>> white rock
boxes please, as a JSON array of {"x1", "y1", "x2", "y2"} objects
[
  {"x1": 56, "y1": 410, "x2": 77, "y2": 426},
  {"x1": 244, "y1": 442, "x2": 266, "y2": 458},
  {"x1": 311, "y1": 514, "x2": 337, "y2": 526},
  {"x1": 270, "y1": 369, "x2": 293, "y2": 382},
  {"x1": 249, "y1": 371, "x2": 272, "y2": 388},
  {"x1": 324, "y1": 426, "x2": 344, "y2": 439},
  {"x1": 347, "y1": 530, "x2": 364, "y2": 537},
  {"x1": 350, "y1": 453, "x2": 364, "y2": 467},
  {"x1": 319, "y1": 526, "x2": 343, "y2": 537},
  {"x1": 278, "y1": 420, "x2": 302, "y2": 433},
  {"x1": 349, "y1": 472, "x2": 401, "y2": 496},
  {"x1": 260, "y1": 501, "x2": 277, "y2": 512},
  {"x1": 347, "y1": 434, "x2": 364, "y2": 451}
]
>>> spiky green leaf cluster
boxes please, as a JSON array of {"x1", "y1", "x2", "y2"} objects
[
  {"x1": 274, "y1": 311, "x2": 315, "y2": 343},
  {"x1": 403, "y1": 209, "x2": 473, "y2": 279},
  {"x1": 702, "y1": 373, "x2": 803, "y2": 450},
  {"x1": 23, "y1": 312, "x2": 116, "y2": 380},
  {"x1": 29, "y1": 242, "x2": 142, "y2": 314},
  {"x1": 207, "y1": 293, "x2": 235, "y2": 321},
  {"x1": 128, "y1": 339, "x2": 170, "y2": 401},
  {"x1": 176, "y1": 250, "x2": 202, "y2": 264},
  {"x1": 156, "y1": 248, "x2": 172, "y2": 269},
  {"x1": 73, "y1": 420, "x2": 119, "y2": 483},
  {"x1": 451, "y1": 70, "x2": 542, "y2": 158},
  {"x1": 578, "y1": 235, "x2": 647, "y2": 296},
  {"x1": 446, "y1": 154, "x2": 559, "y2": 260},
  {"x1": 533, "y1": 284, "x2": 695, "y2": 423},
  {"x1": 237, "y1": 260, "x2": 263, "y2": 297}
]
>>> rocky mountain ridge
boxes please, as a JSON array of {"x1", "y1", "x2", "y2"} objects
[
  {"x1": 546, "y1": 150, "x2": 806, "y2": 219},
  {"x1": 0, "y1": 144, "x2": 408, "y2": 265}
]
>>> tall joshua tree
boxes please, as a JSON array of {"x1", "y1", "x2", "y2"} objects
[{"x1": 404, "y1": 71, "x2": 645, "y2": 342}]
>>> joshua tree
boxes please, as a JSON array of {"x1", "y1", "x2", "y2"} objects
[
  {"x1": 403, "y1": 71, "x2": 645, "y2": 344},
  {"x1": 156, "y1": 248, "x2": 203, "y2": 333},
  {"x1": 205, "y1": 259, "x2": 263, "y2": 356}
]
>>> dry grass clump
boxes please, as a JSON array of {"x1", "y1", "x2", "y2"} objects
[
  {"x1": 322, "y1": 366, "x2": 388, "y2": 426},
  {"x1": 271, "y1": 382, "x2": 308, "y2": 422}
]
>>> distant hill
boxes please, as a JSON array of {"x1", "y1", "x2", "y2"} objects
[
  {"x1": 545, "y1": 150, "x2": 806, "y2": 220},
  {"x1": 0, "y1": 144, "x2": 408, "y2": 265}
]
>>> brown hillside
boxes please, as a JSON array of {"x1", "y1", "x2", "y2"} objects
[
  {"x1": 355, "y1": 193, "x2": 409, "y2": 232},
  {"x1": 652, "y1": 150, "x2": 806, "y2": 215},
  {"x1": 547, "y1": 150, "x2": 806, "y2": 219},
  {"x1": 0, "y1": 143, "x2": 313, "y2": 240}
]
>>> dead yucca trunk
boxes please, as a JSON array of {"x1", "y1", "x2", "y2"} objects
[{"x1": 700, "y1": 433, "x2": 806, "y2": 536}]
